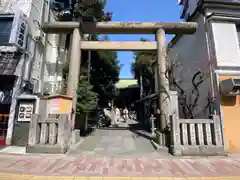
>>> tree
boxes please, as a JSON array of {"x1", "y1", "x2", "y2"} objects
[
  {"x1": 166, "y1": 55, "x2": 215, "y2": 119},
  {"x1": 76, "y1": 76, "x2": 98, "y2": 114},
  {"x1": 131, "y1": 38, "x2": 155, "y2": 96},
  {"x1": 73, "y1": 0, "x2": 112, "y2": 22},
  {"x1": 88, "y1": 46, "x2": 120, "y2": 106},
  {"x1": 73, "y1": 0, "x2": 119, "y2": 107}
]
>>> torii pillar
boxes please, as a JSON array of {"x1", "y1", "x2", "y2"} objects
[
  {"x1": 67, "y1": 28, "x2": 82, "y2": 129},
  {"x1": 156, "y1": 28, "x2": 170, "y2": 132}
]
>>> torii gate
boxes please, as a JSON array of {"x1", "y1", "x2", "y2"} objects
[{"x1": 42, "y1": 21, "x2": 197, "y2": 133}]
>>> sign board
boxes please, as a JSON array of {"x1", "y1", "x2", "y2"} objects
[
  {"x1": 47, "y1": 98, "x2": 60, "y2": 118},
  {"x1": 17, "y1": 102, "x2": 34, "y2": 122},
  {"x1": 45, "y1": 95, "x2": 72, "y2": 119}
]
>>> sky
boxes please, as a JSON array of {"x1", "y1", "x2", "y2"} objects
[{"x1": 104, "y1": 0, "x2": 182, "y2": 78}]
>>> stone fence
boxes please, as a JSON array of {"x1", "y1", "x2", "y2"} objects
[
  {"x1": 170, "y1": 91, "x2": 226, "y2": 156},
  {"x1": 26, "y1": 114, "x2": 71, "y2": 154}
]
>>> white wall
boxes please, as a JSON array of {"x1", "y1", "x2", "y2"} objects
[
  {"x1": 10, "y1": 0, "x2": 66, "y2": 94},
  {"x1": 168, "y1": 14, "x2": 212, "y2": 118},
  {"x1": 46, "y1": 33, "x2": 67, "y2": 93},
  {"x1": 5, "y1": 0, "x2": 67, "y2": 145},
  {"x1": 41, "y1": 6, "x2": 67, "y2": 94},
  {"x1": 1, "y1": 0, "x2": 32, "y2": 16},
  {"x1": 210, "y1": 21, "x2": 240, "y2": 67}
]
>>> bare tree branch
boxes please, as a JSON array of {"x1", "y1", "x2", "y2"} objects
[{"x1": 166, "y1": 54, "x2": 213, "y2": 119}]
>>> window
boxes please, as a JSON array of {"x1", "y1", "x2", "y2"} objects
[
  {"x1": 16, "y1": 21, "x2": 26, "y2": 47},
  {"x1": 0, "y1": 17, "x2": 13, "y2": 45},
  {"x1": 51, "y1": 0, "x2": 73, "y2": 12}
]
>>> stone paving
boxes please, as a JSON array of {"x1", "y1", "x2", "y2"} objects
[{"x1": 67, "y1": 126, "x2": 164, "y2": 158}]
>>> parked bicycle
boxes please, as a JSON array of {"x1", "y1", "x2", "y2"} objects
[{"x1": 96, "y1": 111, "x2": 111, "y2": 128}]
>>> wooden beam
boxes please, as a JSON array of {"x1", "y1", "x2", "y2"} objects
[
  {"x1": 41, "y1": 21, "x2": 197, "y2": 34},
  {"x1": 81, "y1": 41, "x2": 157, "y2": 51}
]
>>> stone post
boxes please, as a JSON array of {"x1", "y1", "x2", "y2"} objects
[
  {"x1": 213, "y1": 115, "x2": 223, "y2": 146},
  {"x1": 28, "y1": 114, "x2": 40, "y2": 146},
  {"x1": 155, "y1": 28, "x2": 170, "y2": 132},
  {"x1": 170, "y1": 114, "x2": 181, "y2": 155},
  {"x1": 67, "y1": 28, "x2": 82, "y2": 130},
  {"x1": 170, "y1": 91, "x2": 181, "y2": 155},
  {"x1": 58, "y1": 114, "x2": 69, "y2": 153}
]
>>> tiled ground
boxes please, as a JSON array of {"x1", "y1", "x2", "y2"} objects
[{"x1": 1, "y1": 154, "x2": 240, "y2": 179}]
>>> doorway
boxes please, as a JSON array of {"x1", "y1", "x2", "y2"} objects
[{"x1": 0, "y1": 75, "x2": 15, "y2": 146}]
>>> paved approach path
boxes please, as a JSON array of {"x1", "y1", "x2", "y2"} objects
[
  {"x1": 1, "y1": 154, "x2": 240, "y2": 179},
  {"x1": 67, "y1": 119, "x2": 163, "y2": 158}
]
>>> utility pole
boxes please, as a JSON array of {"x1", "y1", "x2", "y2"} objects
[
  {"x1": 87, "y1": 35, "x2": 91, "y2": 82},
  {"x1": 85, "y1": 34, "x2": 91, "y2": 132},
  {"x1": 140, "y1": 69, "x2": 143, "y2": 99}
]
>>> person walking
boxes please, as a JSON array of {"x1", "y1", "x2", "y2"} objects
[
  {"x1": 114, "y1": 106, "x2": 120, "y2": 126},
  {"x1": 123, "y1": 106, "x2": 129, "y2": 122}
]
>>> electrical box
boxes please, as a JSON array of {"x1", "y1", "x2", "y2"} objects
[
  {"x1": 220, "y1": 78, "x2": 240, "y2": 96},
  {"x1": 16, "y1": 95, "x2": 39, "y2": 122}
]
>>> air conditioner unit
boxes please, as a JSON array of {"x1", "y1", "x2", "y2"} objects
[
  {"x1": 220, "y1": 78, "x2": 240, "y2": 96},
  {"x1": 21, "y1": 80, "x2": 34, "y2": 93},
  {"x1": 33, "y1": 29, "x2": 44, "y2": 42},
  {"x1": 43, "y1": 82, "x2": 53, "y2": 95},
  {"x1": 9, "y1": 10, "x2": 28, "y2": 50},
  {"x1": 31, "y1": 79, "x2": 40, "y2": 94}
]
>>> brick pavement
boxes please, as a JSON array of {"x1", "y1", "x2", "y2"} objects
[{"x1": 1, "y1": 154, "x2": 240, "y2": 179}]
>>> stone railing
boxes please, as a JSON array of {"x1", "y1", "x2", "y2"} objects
[
  {"x1": 26, "y1": 114, "x2": 71, "y2": 154},
  {"x1": 170, "y1": 115, "x2": 226, "y2": 156},
  {"x1": 170, "y1": 91, "x2": 226, "y2": 156}
]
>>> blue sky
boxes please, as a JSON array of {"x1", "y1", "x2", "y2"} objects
[{"x1": 104, "y1": 0, "x2": 182, "y2": 78}]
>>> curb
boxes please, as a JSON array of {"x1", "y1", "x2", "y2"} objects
[{"x1": 1, "y1": 173, "x2": 240, "y2": 180}]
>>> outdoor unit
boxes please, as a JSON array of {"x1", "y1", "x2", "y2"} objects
[
  {"x1": 43, "y1": 82, "x2": 53, "y2": 95},
  {"x1": 9, "y1": 10, "x2": 28, "y2": 50},
  {"x1": 32, "y1": 26, "x2": 44, "y2": 43},
  {"x1": 219, "y1": 78, "x2": 240, "y2": 96}
]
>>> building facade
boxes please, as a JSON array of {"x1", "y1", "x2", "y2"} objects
[
  {"x1": 0, "y1": 0, "x2": 67, "y2": 146},
  {"x1": 168, "y1": 0, "x2": 240, "y2": 152}
]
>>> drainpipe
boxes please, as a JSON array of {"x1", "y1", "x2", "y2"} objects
[
  {"x1": 39, "y1": 0, "x2": 51, "y2": 94},
  {"x1": 203, "y1": 12, "x2": 216, "y2": 106},
  {"x1": 23, "y1": 43, "x2": 35, "y2": 82},
  {"x1": 53, "y1": 56, "x2": 59, "y2": 94},
  {"x1": 203, "y1": 12, "x2": 228, "y2": 151}
]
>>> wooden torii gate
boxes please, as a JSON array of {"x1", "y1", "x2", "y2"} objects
[{"x1": 42, "y1": 21, "x2": 197, "y2": 133}]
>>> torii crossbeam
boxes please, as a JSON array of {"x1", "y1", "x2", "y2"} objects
[{"x1": 41, "y1": 21, "x2": 197, "y2": 137}]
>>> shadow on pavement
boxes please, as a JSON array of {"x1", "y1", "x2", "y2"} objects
[
  {"x1": 128, "y1": 122, "x2": 153, "y2": 141},
  {"x1": 80, "y1": 127, "x2": 96, "y2": 137}
]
